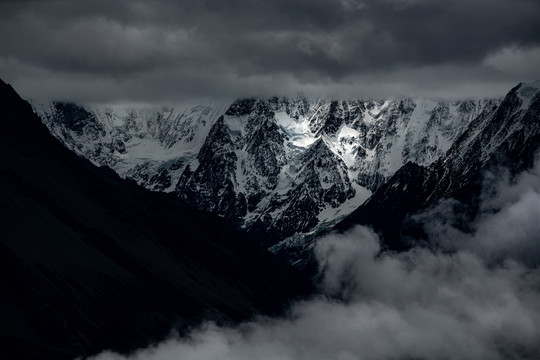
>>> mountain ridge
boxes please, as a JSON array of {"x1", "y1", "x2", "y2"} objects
[
  {"x1": 335, "y1": 81, "x2": 540, "y2": 250},
  {"x1": 32, "y1": 96, "x2": 499, "y2": 245},
  {"x1": 0, "y1": 79, "x2": 311, "y2": 360}
]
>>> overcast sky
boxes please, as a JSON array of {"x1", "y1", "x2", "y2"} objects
[{"x1": 1, "y1": 0, "x2": 539, "y2": 104}]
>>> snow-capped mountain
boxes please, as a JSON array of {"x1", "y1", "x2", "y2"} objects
[
  {"x1": 32, "y1": 96, "x2": 500, "y2": 244},
  {"x1": 335, "y1": 81, "x2": 540, "y2": 251},
  {"x1": 33, "y1": 101, "x2": 229, "y2": 192}
]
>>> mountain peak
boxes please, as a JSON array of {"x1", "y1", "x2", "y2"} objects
[
  {"x1": 31, "y1": 88, "x2": 508, "y2": 246},
  {"x1": 335, "y1": 81, "x2": 540, "y2": 251}
]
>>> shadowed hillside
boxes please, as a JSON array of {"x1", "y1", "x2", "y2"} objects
[{"x1": 0, "y1": 79, "x2": 311, "y2": 360}]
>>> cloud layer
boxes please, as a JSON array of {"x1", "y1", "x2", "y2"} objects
[
  {"x1": 90, "y1": 161, "x2": 540, "y2": 360},
  {"x1": 1, "y1": 0, "x2": 539, "y2": 103}
]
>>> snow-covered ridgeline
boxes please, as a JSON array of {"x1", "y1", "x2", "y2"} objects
[
  {"x1": 32, "y1": 101, "x2": 228, "y2": 192},
  {"x1": 32, "y1": 96, "x2": 501, "y2": 243}
]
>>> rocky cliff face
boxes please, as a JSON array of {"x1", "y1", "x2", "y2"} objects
[{"x1": 32, "y1": 96, "x2": 500, "y2": 245}]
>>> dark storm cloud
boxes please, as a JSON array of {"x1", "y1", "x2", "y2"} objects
[{"x1": 0, "y1": 0, "x2": 539, "y2": 102}]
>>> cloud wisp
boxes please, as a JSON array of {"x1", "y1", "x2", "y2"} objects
[{"x1": 89, "y1": 161, "x2": 540, "y2": 360}]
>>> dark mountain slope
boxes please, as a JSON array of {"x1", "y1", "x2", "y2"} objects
[
  {"x1": 0, "y1": 80, "x2": 311, "y2": 360},
  {"x1": 336, "y1": 81, "x2": 540, "y2": 250}
]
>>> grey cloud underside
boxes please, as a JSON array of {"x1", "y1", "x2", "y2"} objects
[{"x1": 1, "y1": 0, "x2": 540, "y2": 102}]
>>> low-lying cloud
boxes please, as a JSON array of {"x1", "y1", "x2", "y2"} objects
[
  {"x1": 89, "y1": 162, "x2": 540, "y2": 360},
  {"x1": 418, "y1": 159, "x2": 540, "y2": 265}
]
